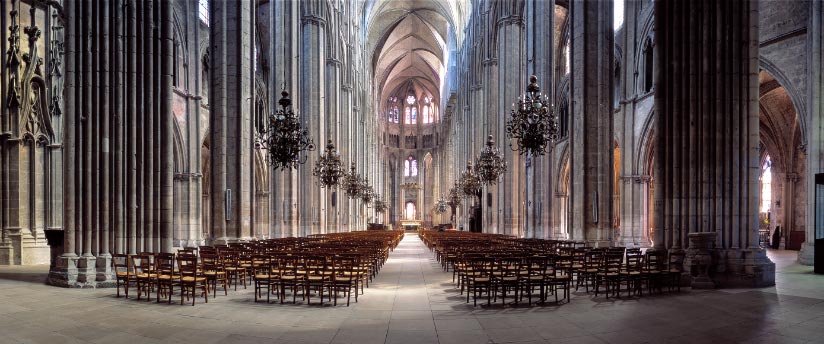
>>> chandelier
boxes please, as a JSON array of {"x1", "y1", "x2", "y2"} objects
[
  {"x1": 359, "y1": 178, "x2": 375, "y2": 204},
  {"x1": 459, "y1": 161, "x2": 482, "y2": 197},
  {"x1": 373, "y1": 197, "x2": 388, "y2": 213},
  {"x1": 476, "y1": 135, "x2": 507, "y2": 185},
  {"x1": 342, "y1": 163, "x2": 363, "y2": 199},
  {"x1": 447, "y1": 183, "x2": 461, "y2": 208},
  {"x1": 312, "y1": 140, "x2": 345, "y2": 188},
  {"x1": 256, "y1": 90, "x2": 315, "y2": 169},
  {"x1": 434, "y1": 194, "x2": 448, "y2": 214},
  {"x1": 505, "y1": 75, "x2": 559, "y2": 156}
]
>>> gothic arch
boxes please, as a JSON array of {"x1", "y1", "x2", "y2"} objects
[{"x1": 759, "y1": 57, "x2": 807, "y2": 145}]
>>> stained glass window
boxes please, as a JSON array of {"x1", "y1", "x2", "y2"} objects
[
  {"x1": 411, "y1": 159, "x2": 418, "y2": 176},
  {"x1": 411, "y1": 107, "x2": 417, "y2": 123},
  {"x1": 405, "y1": 107, "x2": 411, "y2": 124},
  {"x1": 199, "y1": 0, "x2": 209, "y2": 25},
  {"x1": 760, "y1": 155, "x2": 772, "y2": 213},
  {"x1": 406, "y1": 95, "x2": 416, "y2": 105},
  {"x1": 404, "y1": 160, "x2": 410, "y2": 177}
]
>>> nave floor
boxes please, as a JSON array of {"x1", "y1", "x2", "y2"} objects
[{"x1": 0, "y1": 234, "x2": 823, "y2": 344}]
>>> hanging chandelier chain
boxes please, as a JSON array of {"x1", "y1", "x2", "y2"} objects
[{"x1": 256, "y1": 90, "x2": 315, "y2": 170}]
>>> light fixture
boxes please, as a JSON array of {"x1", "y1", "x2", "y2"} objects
[
  {"x1": 359, "y1": 178, "x2": 375, "y2": 204},
  {"x1": 476, "y1": 135, "x2": 507, "y2": 185},
  {"x1": 434, "y1": 194, "x2": 448, "y2": 214},
  {"x1": 459, "y1": 161, "x2": 482, "y2": 197},
  {"x1": 373, "y1": 197, "x2": 388, "y2": 214},
  {"x1": 505, "y1": 75, "x2": 559, "y2": 156},
  {"x1": 342, "y1": 163, "x2": 363, "y2": 199},
  {"x1": 312, "y1": 140, "x2": 344, "y2": 188},
  {"x1": 256, "y1": 90, "x2": 315, "y2": 169},
  {"x1": 447, "y1": 183, "x2": 462, "y2": 208}
]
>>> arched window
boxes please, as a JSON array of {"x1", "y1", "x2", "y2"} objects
[
  {"x1": 393, "y1": 105, "x2": 399, "y2": 123},
  {"x1": 760, "y1": 155, "x2": 772, "y2": 213},
  {"x1": 643, "y1": 37, "x2": 654, "y2": 93},
  {"x1": 405, "y1": 156, "x2": 417, "y2": 177},
  {"x1": 411, "y1": 107, "x2": 417, "y2": 123},
  {"x1": 404, "y1": 107, "x2": 411, "y2": 124},
  {"x1": 614, "y1": 63, "x2": 621, "y2": 109},
  {"x1": 425, "y1": 106, "x2": 430, "y2": 123},
  {"x1": 564, "y1": 38, "x2": 570, "y2": 75},
  {"x1": 405, "y1": 202, "x2": 416, "y2": 220},
  {"x1": 199, "y1": 0, "x2": 209, "y2": 25}
]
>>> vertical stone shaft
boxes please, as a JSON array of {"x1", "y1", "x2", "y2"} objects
[
  {"x1": 82, "y1": 0, "x2": 93, "y2": 257},
  {"x1": 496, "y1": 1, "x2": 524, "y2": 236},
  {"x1": 210, "y1": 0, "x2": 254, "y2": 243},
  {"x1": 100, "y1": 0, "x2": 111, "y2": 257},
  {"x1": 91, "y1": 0, "x2": 100, "y2": 256},
  {"x1": 570, "y1": 0, "x2": 614, "y2": 246},
  {"x1": 300, "y1": 0, "x2": 326, "y2": 236},
  {"x1": 799, "y1": 0, "x2": 824, "y2": 264},
  {"x1": 143, "y1": 0, "x2": 154, "y2": 252},
  {"x1": 653, "y1": 0, "x2": 772, "y2": 287},
  {"x1": 114, "y1": 0, "x2": 125, "y2": 255},
  {"x1": 159, "y1": 0, "x2": 174, "y2": 253},
  {"x1": 62, "y1": 0, "x2": 77, "y2": 257},
  {"x1": 127, "y1": 0, "x2": 138, "y2": 254}
]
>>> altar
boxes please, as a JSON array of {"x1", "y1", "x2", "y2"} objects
[{"x1": 399, "y1": 219, "x2": 422, "y2": 231}]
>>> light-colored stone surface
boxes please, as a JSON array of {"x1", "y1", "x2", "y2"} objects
[{"x1": 1, "y1": 234, "x2": 823, "y2": 344}]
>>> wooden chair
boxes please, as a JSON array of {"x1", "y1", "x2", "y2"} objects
[
  {"x1": 519, "y1": 255, "x2": 549, "y2": 305},
  {"x1": 177, "y1": 254, "x2": 209, "y2": 306},
  {"x1": 620, "y1": 252, "x2": 644, "y2": 297},
  {"x1": 278, "y1": 255, "x2": 305, "y2": 304},
  {"x1": 132, "y1": 254, "x2": 156, "y2": 302},
  {"x1": 253, "y1": 254, "x2": 279, "y2": 303},
  {"x1": 155, "y1": 253, "x2": 177, "y2": 304},
  {"x1": 112, "y1": 254, "x2": 132, "y2": 298},
  {"x1": 666, "y1": 251, "x2": 686, "y2": 292},
  {"x1": 494, "y1": 256, "x2": 522, "y2": 305},
  {"x1": 466, "y1": 257, "x2": 495, "y2": 306},
  {"x1": 303, "y1": 255, "x2": 332, "y2": 305},
  {"x1": 201, "y1": 252, "x2": 228, "y2": 298},
  {"x1": 330, "y1": 255, "x2": 358, "y2": 306},
  {"x1": 546, "y1": 257, "x2": 571, "y2": 303},
  {"x1": 642, "y1": 250, "x2": 666, "y2": 295},
  {"x1": 222, "y1": 250, "x2": 247, "y2": 290},
  {"x1": 595, "y1": 252, "x2": 623, "y2": 298}
]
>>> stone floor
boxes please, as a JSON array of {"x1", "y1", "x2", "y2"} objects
[{"x1": 1, "y1": 234, "x2": 823, "y2": 344}]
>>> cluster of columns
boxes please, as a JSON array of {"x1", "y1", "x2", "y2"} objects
[
  {"x1": 568, "y1": 0, "x2": 615, "y2": 246},
  {"x1": 52, "y1": 0, "x2": 175, "y2": 286},
  {"x1": 441, "y1": 0, "x2": 614, "y2": 243},
  {"x1": 265, "y1": 0, "x2": 378, "y2": 238},
  {"x1": 652, "y1": 0, "x2": 774, "y2": 286}
]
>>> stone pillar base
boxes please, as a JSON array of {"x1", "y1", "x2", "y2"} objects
[
  {"x1": 0, "y1": 242, "x2": 12, "y2": 265},
  {"x1": 76, "y1": 255, "x2": 97, "y2": 286},
  {"x1": 713, "y1": 248, "x2": 775, "y2": 288},
  {"x1": 96, "y1": 254, "x2": 115, "y2": 287},
  {"x1": 798, "y1": 242, "x2": 815, "y2": 265},
  {"x1": 48, "y1": 254, "x2": 79, "y2": 287},
  {"x1": 617, "y1": 237, "x2": 652, "y2": 248}
]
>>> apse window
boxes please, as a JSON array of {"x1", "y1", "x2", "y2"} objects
[
  {"x1": 405, "y1": 202, "x2": 416, "y2": 220},
  {"x1": 199, "y1": 0, "x2": 209, "y2": 26},
  {"x1": 760, "y1": 155, "x2": 772, "y2": 213},
  {"x1": 404, "y1": 156, "x2": 418, "y2": 177}
]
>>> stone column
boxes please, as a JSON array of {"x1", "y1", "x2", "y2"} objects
[
  {"x1": 569, "y1": 0, "x2": 614, "y2": 246},
  {"x1": 495, "y1": 1, "x2": 525, "y2": 237},
  {"x1": 159, "y1": 0, "x2": 174, "y2": 252},
  {"x1": 298, "y1": 0, "x2": 327, "y2": 236},
  {"x1": 653, "y1": 0, "x2": 774, "y2": 286},
  {"x1": 799, "y1": 0, "x2": 824, "y2": 265},
  {"x1": 209, "y1": 0, "x2": 255, "y2": 244},
  {"x1": 52, "y1": 0, "x2": 79, "y2": 286}
]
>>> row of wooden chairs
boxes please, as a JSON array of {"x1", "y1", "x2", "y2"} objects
[
  {"x1": 112, "y1": 230, "x2": 403, "y2": 306},
  {"x1": 421, "y1": 230, "x2": 685, "y2": 306}
]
